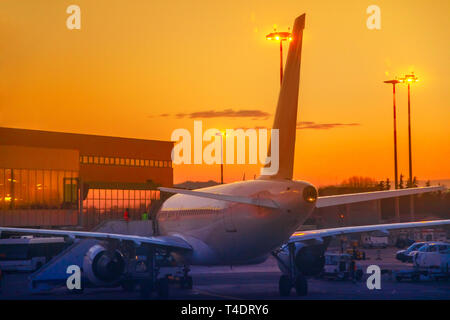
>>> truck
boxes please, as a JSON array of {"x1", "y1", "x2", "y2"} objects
[
  {"x1": 395, "y1": 242, "x2": 450, "y2": 282},
  {"x1": 361, "y1": 233, "x2": 388, "y2": 249},
  {"x1": 321, "y1": 253, "x2": 363, "y2": 281}
]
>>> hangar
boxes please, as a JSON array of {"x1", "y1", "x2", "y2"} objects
[{"x1": 0, "y1": 127, "x2": 173, "y2": 228}]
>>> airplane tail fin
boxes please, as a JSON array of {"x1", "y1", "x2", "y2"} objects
[{"x1": 260, "y1": 14, "x2": 305, "y2": 180}]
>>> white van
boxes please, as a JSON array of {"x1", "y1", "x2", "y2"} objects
[{"x1": 413, "y1": 242, "x2": 450, "y2": 272}]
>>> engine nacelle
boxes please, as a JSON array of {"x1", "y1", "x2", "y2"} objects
[
  {"x1": 276, "y1": 242, "x2": 327, "y2": 277},
  {"x1": 83, "y1": 245, "x2": 126, "y2": 286},
  {"x1": 294, "y1": 244, "x2": 326, "y2": 276}
]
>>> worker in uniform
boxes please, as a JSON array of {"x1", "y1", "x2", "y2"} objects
[{"x1": 349, "y1": 259, "x2": 356, "y2": 283}]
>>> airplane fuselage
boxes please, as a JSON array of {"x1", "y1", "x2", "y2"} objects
[{"x1": 156, "y1": 179, "x2": 316, "y2": 265}]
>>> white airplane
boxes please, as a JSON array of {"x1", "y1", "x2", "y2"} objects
[{"x1": 1, "y1": 13, "x2": 449, "y2": 298}]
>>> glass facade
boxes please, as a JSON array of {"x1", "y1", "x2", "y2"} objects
[
  {"x1": 82, "y1": 188, "x2": 160, "y2": 224},
  {"x1": 0, "y1": 168, "x2": 78, "y2": 210}
]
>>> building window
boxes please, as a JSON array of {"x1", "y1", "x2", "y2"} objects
[
  {"x1": 82, "y1": 187, "x2": 158, "y2": 222},
  {"x1": 0, "y1": 168, "x2": 77, "y2": 210},
  {"x1": 79, "y1": 155, "x2": 171, "y2": 169}
]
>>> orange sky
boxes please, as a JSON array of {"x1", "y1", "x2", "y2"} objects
[{"x1": 0, "y1": 0, "x2": 449, "y2": 186}]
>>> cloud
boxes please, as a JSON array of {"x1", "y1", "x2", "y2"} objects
[
  {"x1": 297, "y1": 121, "x2": 360, "y2": 130},
  {"x1": 149, "y1": 108, "x2": 270, "y2": 119},
  {"x1": 147, "y1": 113, "x2": 169, "y2": 118},
  {"x1": 232, "y1": 126, "x2": 269, "y2": 131}
]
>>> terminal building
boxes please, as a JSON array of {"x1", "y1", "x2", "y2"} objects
[{"x1": 0, "y1": 127, "x2": 173, "y2": 229}]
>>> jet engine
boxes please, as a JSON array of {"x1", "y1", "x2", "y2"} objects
[
  {"x1": 83, "y1": 244, "x2": 126, "y2": 286},
  {"x1": 294, "y1": 243, "x2": 326, "y2": 276},
  {"x1": 276, "y1": 241, "x2": 328, "y2": 276}
]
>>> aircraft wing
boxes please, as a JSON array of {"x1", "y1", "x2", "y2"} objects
[
  {"x1": 289, "y1": 219, "x2": 450, "y2": 243},
  {"x1": 0, "y1": 227, "x2": 192, "y2": 251},
  {"x1": 316, "y1": 186, "x2": 444, "y2": 208},
  {"x1": 159, "y1": 187, "x2": 279, "y2": 209}
]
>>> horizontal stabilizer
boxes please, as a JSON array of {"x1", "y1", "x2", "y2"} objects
[
  {"x1": 290, "y1": 219, "x2": 450, "y2": 243},
  {"x1": 159, "y1": 187, "x2": 279, "y2": 209},
  {"x1": 316, "y1": 186, "x2": 444, "y2": 208}
]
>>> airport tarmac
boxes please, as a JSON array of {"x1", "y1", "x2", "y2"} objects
[{"x1": 1, "y1": 248, "x2": 449, "y2": 300}]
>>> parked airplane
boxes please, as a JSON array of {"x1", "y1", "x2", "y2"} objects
[{"x1": 1, "y1": 14, "x2": 448, "y2": 297}]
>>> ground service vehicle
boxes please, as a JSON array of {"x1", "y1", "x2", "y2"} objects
[{"x1": 0, "y1": 236, "x2": 67, "y2": 272}]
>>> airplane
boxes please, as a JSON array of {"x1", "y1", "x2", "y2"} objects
[{"x1": 0, "y1": 13, "x2": 449, "y2": 298}]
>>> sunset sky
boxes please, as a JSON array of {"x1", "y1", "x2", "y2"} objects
[{"x1": 1, "y1": 0, "x2": 449, "y2": 186}]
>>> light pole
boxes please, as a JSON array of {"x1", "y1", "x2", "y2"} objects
[
  {"x1": 384, "y1": 79, "x2": 401, "y2": 222},
  {"x1": 266, "y1": 30, "x2": 292, "y2": 85},
  {"x1": 383, "y1": 80, "x2": 401, "y2": 189},
  {"x1": 399, "y1": 73, "x2": 419, "y2": 221},
  {"x1": 399, "y1": 73, "x2": 419, "y2": 188},
  {"x1": 215, "y1": 132, "x2": 225, "y2": 184}
]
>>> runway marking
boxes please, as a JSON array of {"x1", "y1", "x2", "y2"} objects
[{"x1": 193, "y1": 288, "x2": 242, "y2": 300}]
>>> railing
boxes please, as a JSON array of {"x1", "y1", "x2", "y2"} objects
[{"x1": 0, "y1": 209, "x2": 78, "y2": 227}]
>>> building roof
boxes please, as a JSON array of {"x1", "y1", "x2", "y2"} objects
[{"x1": 0, "y1": 127, "x2": 173, "y2": 160}]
